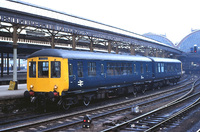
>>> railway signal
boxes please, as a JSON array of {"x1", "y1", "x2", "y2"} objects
[
  {"x1": 82, "y1": 115, "x2": 92, "y2": 128},
  {"x1": 194, "y1": 45, "x2": 197, "y2": 53}
]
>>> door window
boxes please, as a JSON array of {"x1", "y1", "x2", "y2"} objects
[{"x1": 38, "y1": 61, "x2": 49, "y2": 78}]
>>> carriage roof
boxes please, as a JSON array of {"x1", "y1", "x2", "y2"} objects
[{"x1": 28, "y1": 49, "x2": 152, "y2": 62}]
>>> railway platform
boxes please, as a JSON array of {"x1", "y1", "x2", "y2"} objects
[
  {"x1": 0, "y1": 84, "x2": 27, "y2": 100},
  {"x1": 0, "y1": 71, "x2": 26, "y2": 85}
]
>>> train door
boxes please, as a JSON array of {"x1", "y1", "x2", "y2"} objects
[
  {"x1": 100, "y1": 63, "x2": 106, "y2": 85},
  {"x1": 68, "y1": 60, "x2": 76, "y2": 89},
  {"x1": 133, "y1": 62, "x2": 140, "y2": 81},
  {"x1": 68, "y1": 60, "x2": 85, "y2": 90},
  {"x1": 140, "y1": 63, "x2": 145, "y2": 80}
]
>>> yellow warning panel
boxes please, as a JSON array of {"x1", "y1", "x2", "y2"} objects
[{"x1": 8, "y1": 81, "x2": 16, "y2": 90}]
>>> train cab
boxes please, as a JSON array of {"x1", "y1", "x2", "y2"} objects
[{"x1": 26, "y1": 53, "x2": 69, "y2": 98}]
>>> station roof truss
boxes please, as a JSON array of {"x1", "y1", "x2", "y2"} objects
[{"x1": 0, "y1": 0, "x2": 183, "y2": 55}]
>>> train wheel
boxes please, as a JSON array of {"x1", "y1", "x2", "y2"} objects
[
  {"x1": 62, "y1": 100, "x2": 70, "y2": 110},
  {"x1": 83, "y1": 97, "x2": 91, "y2": 106}
]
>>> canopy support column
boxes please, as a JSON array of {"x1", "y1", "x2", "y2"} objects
[
  {"x1": 90, "y1": 40, "x2": 93, "y2": 52},
  {"x1": 116, "y1": 45, "x2": 119, "y2": 54},
  {"x1": 51, "y1": 35, "x2": 55, "y2": 49},
  {"x1": 12, "y1": 25, "x2": 19, "y2": 90},
  {"x1": 130, "y1": 45, "x2": 135, "y2": 55},
  {"x1": 7, "y1": 53, "x2": 9, "y2": 75},
  {"x1": 72, "y1": 35, "x2": 76, "y2": 51},
  {"x1": 108, "y1": 41, "x2": 112, "y2": 53},
  {"x1": 1, "y1": 52, "x2": 3, "y2": 77}
]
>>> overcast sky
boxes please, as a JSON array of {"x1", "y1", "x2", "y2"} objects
[{"x1": 21, "y1": 0, "x2": 200, "y2": 45}]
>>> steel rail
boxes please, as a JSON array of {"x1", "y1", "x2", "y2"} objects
[
  {"x1": 41, "y1": 84, "x2": 193, "y2": 131},
  {"x1": 101, "y1": 77, "x2": 200, "y2": 132},
  {"x1": 145, "y1": 95, "x2": 200, "y2": 131},
  {"x1": 0, "y1": 77, "x2": 192, "y2": 131}
]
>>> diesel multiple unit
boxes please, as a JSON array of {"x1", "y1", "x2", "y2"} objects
[{"x1": 24, "y1": 49, "x2": 182, "y2": 109}]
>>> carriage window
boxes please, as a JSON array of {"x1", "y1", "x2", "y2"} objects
[
  {"x1": 88, "y1": 62, "x2": 96, "y2": 76},
  {"x1": 69, "y1": 63, "x2": 73, "y2": 76},
  {"x1": 107, "y1": 63, "x2": 113, "y2": 76},
  {"x1": 38, "y1": 61, "x2": 49, "y2": 78},
  {"x1": 158, "y1": 63, "x2": 161, "y2": 73},
  {"x1": 51, "y1": 61, "x2": 61, "y2": 78},
  {"x1": 146, "y1": 64, "x2": 148, "y2": 72},
  {"x1": 161, "y1": 63, "x2": 164, "y2": 72},
  {"x1": 78, "y1": 62, "x2": 83, "y2": 77},
  {"x1": 141, "y1": 64, "x2": 144, "y2": 74},
  {"x1": 134, "y1": 64, "x2": 136, "y2": 73},
  {"x1": 127, "y1": 63, "x2": 132, "y2": 75},
  {"x1": 29, "y1": 62, "x2": 36, "y2": 77},
  {"x1": 101, "y1": 64, "x2": 104, "y2": 74}
]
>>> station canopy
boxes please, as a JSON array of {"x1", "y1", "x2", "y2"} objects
[{"x1": 0, "y1": 0, "x2": 182, "y2": 54}]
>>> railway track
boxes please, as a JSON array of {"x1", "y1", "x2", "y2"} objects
[
  {"x1": 0, "y1": 76, "x2": 195, "y2": 131},
  {"x1": 101, "y1": 77, "x2": 200, "y2": 132}
]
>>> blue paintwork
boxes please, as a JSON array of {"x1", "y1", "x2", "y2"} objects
[{"x1": 68, "y1": 59, "x2": 153, "y2": 92}]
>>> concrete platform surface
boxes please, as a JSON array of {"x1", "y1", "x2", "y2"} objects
[{"x1": 0, "y1": 84, "x2": 27, "y2": 100}]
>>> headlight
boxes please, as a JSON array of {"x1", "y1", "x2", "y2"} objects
[
  {"x1": 30, "y1": 85, "x2": 34, "y2": 90},
  {"x1": 54, "y1": 85, "x2": 58, "y2": 91}
]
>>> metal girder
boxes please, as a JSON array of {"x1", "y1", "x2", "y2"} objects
[{"x1": 0, "y1": 7, "x2": 183, "y2": 55}]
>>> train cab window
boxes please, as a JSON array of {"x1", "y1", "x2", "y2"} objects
[
  {"x1": 51, "y1": 61, "x2": 61, "y2": 78},
  {"x1": 69, "y1": 63, "x2": 73, "y2": 76},
  {"x1": 88, "y1": 62, "x2": 96, "y2": 76},
  {"x1": 38, "y1": 61, "x2": 49, "y2": 78},
  {"x1": 29, "y1": 62, "x2": 36, "y2": 77},
  {"x1": 78, "y1": 62, "x2": 83, "y2": 77}
]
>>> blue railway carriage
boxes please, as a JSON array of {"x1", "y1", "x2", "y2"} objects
[
  {"x1": 150, "y1": 57, "x2": 182, "y2": 86},
  {"x1": 25, "y1": 49, "x2": 181, "y2": 109}
]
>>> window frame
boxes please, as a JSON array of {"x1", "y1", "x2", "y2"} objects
[
  {"x1": 38, "y1": 61, "x2": 49, "y2": 78},
  {"x1": 77, "y1": 61, "x2": 83, "y2": 77},
  {"x1": 88, "y1": 62, "x2": 96, "y2": 77},
  {"x1": 29, "y1": 61, "x2": 36, "y2": 78},
  {"x1": 51, "y1": 61, "x2": 61, "y2": 78}
]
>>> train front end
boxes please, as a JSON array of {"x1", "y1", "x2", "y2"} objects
[{"x1": 24, "y1": 56, "x2": 69, "y2": 106}]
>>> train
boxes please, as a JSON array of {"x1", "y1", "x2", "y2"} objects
[{"x1": 24, "y1": 49, "x2": 182, "y2": 110}]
